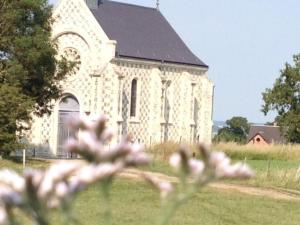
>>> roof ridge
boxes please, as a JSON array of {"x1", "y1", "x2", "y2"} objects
[
  {"x1": 251, "y1": 125, "x2": 280, "y2": 128},
  {"x1": 91, "y1": 0, "x2": 208, "y2": 67},
  {"x1": 101, "y1": 0, "x2": 157, "y2": 10}
]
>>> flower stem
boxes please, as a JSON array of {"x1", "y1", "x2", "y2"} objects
[
  {"x1": 157, "y1": 200, "x2": 180, "y2": 225},
  {"x1": 100, "y1": 180, "x2": 112, "y2": 225},
  {"x1": 157, "y1": 187, "x2": 197, "y2": 225}
]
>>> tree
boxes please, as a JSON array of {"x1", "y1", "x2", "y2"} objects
[
  {"x1": 0, "y1": 0, "x2": 73, "y2": 155},
  {"x1": 214, "y1": 117, "x2": 250, "y2": 144},
  {"x1": 262, "y1": 54, "x2": 300, "y2": 143}
]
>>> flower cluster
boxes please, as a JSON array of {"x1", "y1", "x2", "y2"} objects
[
  {"x1": 66, "y1": 115, "x2": 150, "y2": 168},
  {"x1": 143, "y1": 145, "x2": 254, "y2": 225},
  {"x1": 169, "y1": 144, "x2": 254, "y2": 183},
  {"x1": 143, "y1": 144, "x2": 254, "y2": 208},
  {"x1": 143, "y1": 173, "x2": 174, "y2": 199},
  {"x1": 0, "y1": 115, "x2": 254, "y2": 225},
  {"x1": 0, "y1": 170, "x2": 25, "y2": 224},
  {"x1": 0, "y1": 115, "x2": 150, "y2": 225}
]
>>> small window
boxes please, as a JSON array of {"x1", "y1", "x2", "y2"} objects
[{"x1": 130, "y1": 79, "x2": 137, "y2": 117}]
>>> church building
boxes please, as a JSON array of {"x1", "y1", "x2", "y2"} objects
[{"x1": 28, "y1": 0, "x2": 214, "y2": 157}]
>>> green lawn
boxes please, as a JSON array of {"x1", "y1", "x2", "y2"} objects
[
  {"x1": 52, "y1": 179, "x2": 300, "y2": 225},
  {"x1": 239, "y1": 159, "x2": 300, "y2": 190},
  {"x1": 0, "y1": 157, "x2": 49, "y2": 172},
  {"x1": 1, "y1": 158, "x2": 300, "y2": 225},
  {"x1": 145, "y1": 158, "x2": 300, "y2": 191}
]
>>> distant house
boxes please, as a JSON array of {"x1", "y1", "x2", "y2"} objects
[{"x1": 247, "y1": 125, "x2": 285, "y2": 145}]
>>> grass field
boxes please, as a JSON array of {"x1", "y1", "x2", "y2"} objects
[
  {"x1": 13, "y1": 178, "x2": 300, "y2": 225},
  {"x1": 63, "y1": 179, "x2": 300, "y2": 225},
  {"x1": 1, "y1": 157, "x2": 300, "y2": 225},
  {"x1": 148, "y1": 142, "x2": 300, "y2": 190},
  {"x1": 1, "y1": 144, "x2": 300, "y2": 225},
  {"x1": 213, "y1": 142, "x2": 300, "y2": 162},
  {"x1": 214, "y1": 143, "x2": 300, "y2": 190}
]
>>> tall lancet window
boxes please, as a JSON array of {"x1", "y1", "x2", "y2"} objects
[{"x1": 130, "y1": 79, "x2": 137, "y2": 117}]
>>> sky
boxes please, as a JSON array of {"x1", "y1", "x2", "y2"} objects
[{"x1": 49, "y1": 0, "x2": 300, "y2": 123}]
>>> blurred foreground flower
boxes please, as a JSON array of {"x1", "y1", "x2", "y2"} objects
[
  {"x1": 0, "y1": 115, "x2": 150, "y2": 225},
  {"x1": 0, "y1": 114, "x2": 253, "y2": 225},
  {"x1": 151, "y1": 144, "x2": 254, "y2": 225}
]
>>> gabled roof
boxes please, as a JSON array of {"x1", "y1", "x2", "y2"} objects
[
  {"x1": 247, "y1": 125, "x2": 285, "y2": 144},
  {"x1": 90, "y1": 0, "x2": 208, "y2": 67}
]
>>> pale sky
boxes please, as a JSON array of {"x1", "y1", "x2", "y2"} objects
[{"x1": 49, "y1": 0, "x2": 300, "y2": 123}]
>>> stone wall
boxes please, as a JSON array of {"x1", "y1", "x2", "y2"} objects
[
  {"x1": 27, "y1": 0, "x2": 213, "y2": 157},
  {"x1": 113, "y1": 58, "x2": 213, "y2": 146}
]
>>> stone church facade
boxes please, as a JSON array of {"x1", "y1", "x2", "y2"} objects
[{"x1": 28, "y1": 0, "x2": 214, "y2": 157}]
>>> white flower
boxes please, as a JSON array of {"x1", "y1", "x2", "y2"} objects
[
  {"x1": 65, "y1": 138, "x2": 79, "y2": 152},
  {"x1": 235, "y1": 163, "x2": 254, "y2": 179},
  {"x1": 100, "y1": 128, "x2": 115, "y2": 142},
  {"x1": 72, "y1": 163, "x2": 122, "y2": 187},
  {"x1": 31, "y1": 170, "x2": 44, "y2": 188},
  {"x1": 169, "y1": 153, "x2": 181, "y2": 171},
  {"x1": 38, "y1": 162, "x2": 81, "y2": 198},
  {"x1": 0, "y1": 207, "x2": 8, "y2": 225},
  {"x1": 188, "y1": 159, "x2": 205, "y2": 177},
  {"x1": 129, "y1": 143, "x2": 144, "y2": 154},
  {"x1": 99, "y1": 144, "x2": 130, "y2": 162},
  {"x1": 67, "y1": 115, "x2": 88, "y2": 130},
  {"x1": 47, "y1": 198, "x2": 60, "y2": 209},
  {"x1": 55, "y1": 182, "x2": 69, "y2": 198},
  {"x1": 158, "y1": 182, "x2": 174, "y2": 199},
  {"x1": 210, "y1": 152, "x2": 254, "y2": 179},
  {"x1": 91, "y1": 115, "x2": 109, "y2": 135},
  {"x1": 38, "y1": 176, "x2": 54, "y2": 199},
  {"x1": 0, "y1": 187, "x2": 22, "y2": 206},
  {"x1": 143, "y1": 173, "x2": 174, "y2": 199},
  {"x1": 78, "y1": 131, "x2": 100, "y2": 153},
  {"x1": 209, "y1": 152, "x2": 228, "y2": 168},
  {"x1": 0, "y1": 170, "x2": 25, "y2": 193},
  {"x1": 125, "y1": 151, "x2": 150, "y2": 167}
]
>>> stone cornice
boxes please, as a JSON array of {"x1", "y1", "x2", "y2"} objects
[{"x1": 111, "y1": 57, "x2": 208, "y2": 74}]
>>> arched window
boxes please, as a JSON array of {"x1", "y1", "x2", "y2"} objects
[
  {"x1": 59, "y1": 95, "x2": 80, "y2": 112},
  {"x1": 58, "y1": 95, "x2": 80, "y2": 158},
  {"x1": 130, "y1": 79, "x2": 137, "y2": 117}
]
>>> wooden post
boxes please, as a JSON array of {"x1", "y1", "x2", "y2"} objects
[
  {"x1": 23, "y1": 149, "x2": 26, "y2": 169},
  {"x1": 267, "y1": 160, "x2": 271, "y2": 178}
]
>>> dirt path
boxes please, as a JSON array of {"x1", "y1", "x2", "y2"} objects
[{"x1": 120, "y1": 169, "x2": 300, "y2": 201}]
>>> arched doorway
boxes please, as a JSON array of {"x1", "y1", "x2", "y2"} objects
[{"x1": 57, "y1": 95, "x2": 79, "y2": 158}]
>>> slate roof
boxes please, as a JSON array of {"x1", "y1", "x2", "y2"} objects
[
  {"x1": 247, "y1": 125, "x2": 285, "y2": 144},
  {"x1": 90, "y1": 0, "x2": 208, "y2": 67}
]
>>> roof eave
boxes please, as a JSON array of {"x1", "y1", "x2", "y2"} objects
[{"x1": 116, "y1": 55, "x2": 209, "y2": 69}]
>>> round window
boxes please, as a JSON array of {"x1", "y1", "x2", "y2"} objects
[{"x1": 62, "y1": 48, "x2": 81, "y2": 73}]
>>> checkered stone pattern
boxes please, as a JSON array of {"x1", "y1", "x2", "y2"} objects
[
  {"x1": 29, "y1": 0, "x2": 101, "y2": 156},
  {"x1": 101, "y1": 68, "x2": 118, "y2": 127},
  {"x1": 118, "y1": 62, "x2": 152, "y2": 144},
  {"x1": 148, "y1": 70, "x2": 161, "y2": 143},
  {"x1": 56, "y1": 33, "x2": 93, "y2": 112},
  {"x1": 32, "y1": 114, "x2": 54, "y2": 156},
  {"x1": 40, "y1": 116, "x2": 50, "y2": 144},
  {"x1": 24, "y1": 120, "x2": 34, "y2": 144},
  {"x1": 165, "y1": 69, "x2": 187, "y2": 141},
  {"x1": 53, "y1": 0, "x2": 103, "y2": 58},
  {"x1": 114, "y1": 62, "x2": 214, "y2": 145},
  {"x1": 195, "y1": 75, "x2": 213, "y2": 144},
  {"x1": 203, "y1": 77, "x2": 213, "y2": 142},
  {"x1": 168, "y1": 72, "x2": 191, "y2": 143},
  {"x1": 29, "y1": 0, "x2": 214, "y2": 155},
  {"x1": 193, "y1": 77, "x2": 202, "y2": 142}
]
